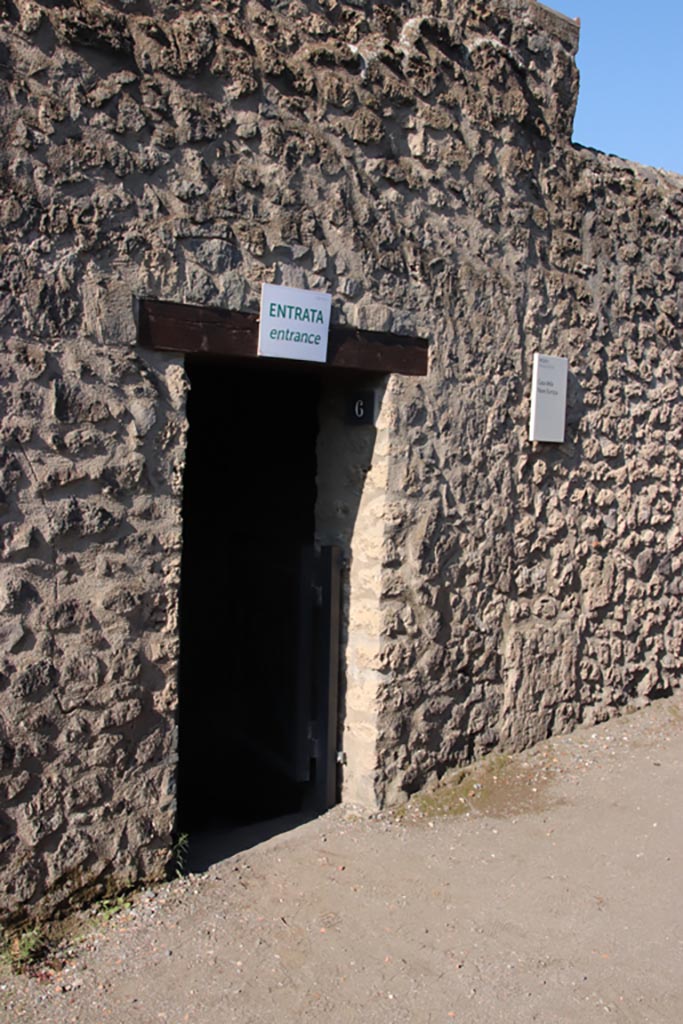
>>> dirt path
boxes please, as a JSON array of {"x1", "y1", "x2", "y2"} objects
[{"x1": 3, "y1": 691, "x2": 683, "y2": 1024}]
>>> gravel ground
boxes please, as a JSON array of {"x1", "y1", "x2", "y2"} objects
[{"x1": 2, "y1": 689, "x2": 683, "y2": 1024}]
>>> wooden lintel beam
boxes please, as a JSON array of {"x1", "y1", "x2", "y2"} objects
[{"x1": 137, "y1": 299, "x2": 429, "y2": 377}]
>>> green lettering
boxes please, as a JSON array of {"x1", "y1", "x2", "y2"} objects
[{"x1": 269, "y1": 299, "x2": 327, "y2": 328}]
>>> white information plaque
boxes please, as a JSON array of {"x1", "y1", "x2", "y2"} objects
[
  {"x1": 529, "y1": 353, "x2": 568, "y2": 443},
  {"x1": 258, "y1": 283, "x2": 331, "y2": 364}
]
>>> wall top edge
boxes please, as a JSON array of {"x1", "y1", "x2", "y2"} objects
[
  {"x1": 535, "y1": 1, "x2": 579, "y2": 27},
  {"x1": 533, "y1": 0, "x2": 580, "y2": 50},
  {"x1": 572, "y1": 142, "x2": 683, "y2": 191}
]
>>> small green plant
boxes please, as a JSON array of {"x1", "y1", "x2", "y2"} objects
[
  {"x1": 1, "y1": 926, "x2": 47, "y2": 973},
  {"x1": 172, "y1": 832, "x2": 190, "y2": 878},
  {"x1": 94, "y1": 893, "x2": 132, "y2": 923}
]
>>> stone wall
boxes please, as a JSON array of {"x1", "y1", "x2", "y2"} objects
[
  {"x1": 1, "y1": 0, "x2": 682, "y2": 922},
  {"x1": 376, "y1": 147, "x2": 683, "y2": 801},
  {"x1": 0, "y1": 338, "x2": 186, "y2": 924}
]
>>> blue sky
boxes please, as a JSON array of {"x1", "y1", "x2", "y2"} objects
[{"x1": 552, "y1": 1, "x2": 683, "y2": 175}]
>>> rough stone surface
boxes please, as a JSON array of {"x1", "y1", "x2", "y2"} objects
[
  {"x1": 0, "y1": 0, "x2": 682, "y2": 922},
  {"x1": 0, "y1": 339, "x2": 187, "y2": 925}
]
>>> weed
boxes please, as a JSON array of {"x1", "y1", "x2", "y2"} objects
[
  {"x1": 172, "y1": 832, "x2": 190, "y2": 878},
  {"x1": 0, "y1": 926, "x2": 47, "y2": 973},
  {"x1": 93, "y1": 893, "x2": 132, "y2": 923}
]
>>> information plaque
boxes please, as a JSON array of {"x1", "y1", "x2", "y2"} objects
[{"x1": 529, "y1": 353, "x2": 568, "y2": 443}]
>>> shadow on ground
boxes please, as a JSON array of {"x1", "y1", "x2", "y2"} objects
[{"x1": 186, "y1": 811, "x2": 318, "y2": 873}]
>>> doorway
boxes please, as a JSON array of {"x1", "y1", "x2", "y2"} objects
[{"x1": 177, "y1": 358, "x2": 329, "y2": 834}]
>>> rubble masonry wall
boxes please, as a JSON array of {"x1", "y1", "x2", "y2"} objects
[{"x1": 1, "y1": 0, "x2": 682, "y2": 921}]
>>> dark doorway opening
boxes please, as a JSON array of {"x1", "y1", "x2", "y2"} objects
[{"x1": 177, "y1": 358, "x2": 327, "y2": 839}]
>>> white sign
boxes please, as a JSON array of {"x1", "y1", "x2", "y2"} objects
[
  {"x1": 529, "y1": 353, "x2": 568, "y2": 443},
  {"x1": 258, "y1": 283, "x2": 331, "y2": 363}
]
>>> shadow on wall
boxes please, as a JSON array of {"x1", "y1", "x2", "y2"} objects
[{"x1": 314, "y1": 372, "x2": 387, "y2": 806}]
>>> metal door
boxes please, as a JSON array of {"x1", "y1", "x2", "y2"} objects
[{"x1": 230, "y1": 542, "x2": 341, "y2": 810}]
